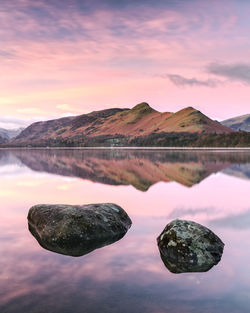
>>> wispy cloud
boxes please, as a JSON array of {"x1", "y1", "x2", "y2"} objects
[
  {"x1": 0, "y1": 116, "x2": 36, "y2": 129},
  {"x1": 207, "y1": 62, "x2": 250, "y2": 84},
  {"x1": 166, "y1": 74, "x2": 220, "y2": 87},
  {"x1": 0, "y1": 49, "x2": 15, "y2": 58},
  {"x1": 0, "y1": 116, "x2": 56, "y2": 129}
]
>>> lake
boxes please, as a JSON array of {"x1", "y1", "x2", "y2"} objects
[{"x1": 0, "y1": 148, "x2": 250, "y2": 313}]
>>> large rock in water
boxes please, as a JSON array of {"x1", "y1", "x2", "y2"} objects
[
  {"x1": 28, "y1": 203, "x2": 132, "y2": 257},
  {"x1": 157, "y1": 219, "x2": 224, "y2": 273}
]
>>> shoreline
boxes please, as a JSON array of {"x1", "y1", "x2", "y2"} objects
[{"x1": 1, "y1": 146, "x2": 250, "y2": 151}]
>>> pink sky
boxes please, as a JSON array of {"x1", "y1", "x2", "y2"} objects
[{"x1": 1, "y1": 0, "x2": 250, "y2": 128}]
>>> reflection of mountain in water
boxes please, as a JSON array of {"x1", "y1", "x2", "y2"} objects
[
  {"x1": 222, "y1": 164, "x2": 250, "y2": 181},
  {"x1": 1, "y1": 149, "x2": 250, "y2": 190},
  {"x1": 0, "y1": 150, "x2": 23, "y2": 167}
]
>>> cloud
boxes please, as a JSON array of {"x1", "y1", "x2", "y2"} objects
[
  {"x1": 166, "y1": 63, "x2": 250, "y2": 88},
  {"x1": 17, "y1": 107, "x2": 45, "y2": 115},
  {"x1": 207, "y1": 62, "x2": 250, "y2": 84},
  {"x1": 0, "y1": 49, "x2": 15, "y2": 58},
  {"x1": 56, "y1": 104, "x2": 84, "y2": 114},
  {"x1": 166, "y1": 74, "x2": 219, "y2": 87},
  {"x1": 0, "y1": 117, "x2": 33, "y2": 129},
  {"x1": 0, "y1": 116, "x2": 50, "y2": 129}
]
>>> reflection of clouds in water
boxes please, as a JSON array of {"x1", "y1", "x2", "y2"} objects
[
  {"x1": 0, "y1": 214, "x2": 237, "y2": 313},
  {"x1": 0, "y1": 164, "x2": 30, "y2": 177},
  {"x1": 167, "y1": 207, "x2": 216, "y2": 219},
  {"x1": 0, "y1": 168, "x2": 61, "y2": 182},
  {"x1": 210, "y1": 210, "x2": 250, "y2": 230},
  {"x1": 0, "y1": 242, "x2": 238, "y2": 313}
]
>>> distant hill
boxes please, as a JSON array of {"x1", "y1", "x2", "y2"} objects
[
  {"x1": 0, "y1": 127, "x2": 24, "y2": 141},
  {"x1": 10, "y1": 103, "x2": 233, "y2": 147},
  {"x1": 222, "y1": 114, "x2": 250, "y2": 131},
  {"x1": 0, "y1": 136, "x2": 7, "y2": 144}
]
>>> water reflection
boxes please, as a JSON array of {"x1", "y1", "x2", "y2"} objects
[
  {"x1": 1, "y1": 149, "x2": 250, "y2": 190},
  {"x1": 210, "y1": 210, "x2": 250, "y2": 230},
  {"x1": 223, "y1": 164, "x2": 250, "y2": 181},
  {"x1": 0, "y1": 149, "x2": 250, "y2": 313}
]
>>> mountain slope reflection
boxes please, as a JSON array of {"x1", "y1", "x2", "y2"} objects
[
  {"x1": 2, "y1": 149, "x2": 250, "y2": 190},
  {"x1": 222, "y1": 164, "x2": 250, "y2": 181}
]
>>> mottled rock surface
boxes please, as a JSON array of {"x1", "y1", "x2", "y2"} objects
[
  {"x1": 28, "y1": 203, "x2": 132, "y2": 257},
  {"x1": 157, "y1": 219, "x2": 224, "y2": 273}
]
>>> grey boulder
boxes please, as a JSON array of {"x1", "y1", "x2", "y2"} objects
[
  {"x1": 28, "y1": 203, "x2": 132, "y2": 257},
  {"x1": 157, "y1": 219, "x2": 224, "y2": 273}
]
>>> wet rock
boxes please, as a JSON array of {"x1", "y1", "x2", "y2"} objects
[
  {"x1": 157, "y1": 219, "x2": 224, "y2": 273},
  {"x1": 28, "y1": 203, "x2": 132, "y2": 257}
]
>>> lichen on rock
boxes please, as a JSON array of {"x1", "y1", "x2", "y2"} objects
[
  {"x1": 157, "y1": 219, "x2": 224, "y2": 273},
  {"x1": 28, "y1": 203, "x2": 132, "y2": 257}
]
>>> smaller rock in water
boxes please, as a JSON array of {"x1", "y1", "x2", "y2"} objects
[
  {"x1": 157, "y1": 219, "x2": 224, "y2": 273},
  {"x1": 28, "y1": 203, "x2": 132, "y2": 257}
]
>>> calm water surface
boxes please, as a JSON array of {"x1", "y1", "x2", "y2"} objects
[{"x1": 0, "y1": 149, "x2": 250, "y2": 313}]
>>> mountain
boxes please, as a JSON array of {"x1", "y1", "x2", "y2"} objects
[
  {"x1": 0, "y1": 136, "x2": 7, "y2": 144},
  {"x1": 222, "y1": 114, "x2": 250, "y2": 131},
  {"x1": 0, "y1": 127, "x2": 24, "y2": 141},
  {"x1": 11, "y1": 103, "x2": 233, "y2": 146}
]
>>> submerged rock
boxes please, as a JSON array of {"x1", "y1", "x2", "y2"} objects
[
  {"x1": 28, "y1": 203, "x2": 132, "y2": 257},
  {"x1": 157, "y1": 219, "x2": 224, "y2": 273}
]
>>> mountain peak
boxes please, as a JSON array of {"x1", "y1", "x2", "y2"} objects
[
  {"x1": 174, "y1": 106, "x2": 203, "y2": 118},
  {"x1": 131, "y1": 102, "x2": 154, "y2": 112},
  {"x1": 179, "y1": 106, "x2": 198, "y2": 113}
]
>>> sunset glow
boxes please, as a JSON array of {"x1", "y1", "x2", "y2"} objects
[{"x1": 1, "y1": 0, "x2": 250, "y2": 128}]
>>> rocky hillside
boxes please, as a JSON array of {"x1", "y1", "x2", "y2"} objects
[
  {"x1": 11, "y1": 103, "x2": 233, "y2": 146},
  {"x1": 222, "y1": 114, "x2": 250, "y2": 131}
]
